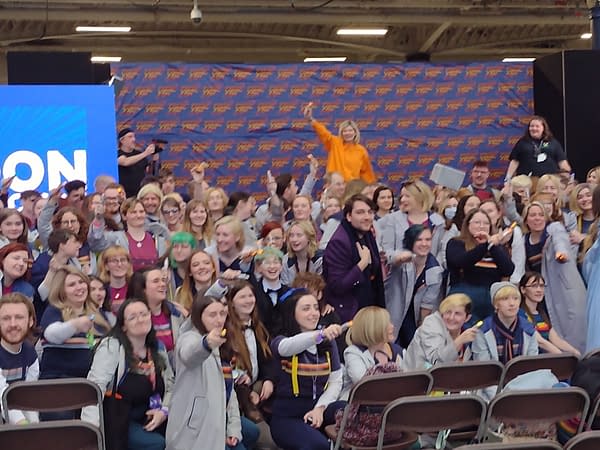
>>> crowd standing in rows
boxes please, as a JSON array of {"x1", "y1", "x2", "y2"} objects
[{"x1": 0, "y1": 112, "x2": 599, "y2": 450}]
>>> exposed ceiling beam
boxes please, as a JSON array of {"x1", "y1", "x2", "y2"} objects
[{"x1": 419, "y1": 22, "x2": 451, "y2": 52}]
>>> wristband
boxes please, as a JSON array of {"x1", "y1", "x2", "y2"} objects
[
  {"x1": 160, "y1": 407, "x2": 169, "y2": 417},
  {"x1": 202, "y1": 335, "x2": 211, "y2": 351},
  {"x1": 315, "y1": 329, "x2": 325, "y2": 344}
]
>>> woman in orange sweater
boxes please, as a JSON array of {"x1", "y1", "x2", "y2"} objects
[{"x1": 303, "y1": 102, "x2": 376, "y2": 183}]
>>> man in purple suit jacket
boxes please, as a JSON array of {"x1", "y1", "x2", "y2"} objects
[{"x1": 323, "y1": 194, "x2": 385, "y2": 322}]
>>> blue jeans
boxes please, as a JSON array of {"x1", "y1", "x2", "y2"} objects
[
  {"x1": 128, "y1": 421, "x2": 165, "y2": 450},
  {"x1": 227, "y1": 416, "x2": 260, "y2": 450}
]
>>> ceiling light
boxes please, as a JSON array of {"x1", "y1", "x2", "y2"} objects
[
  {"x1": 76, "y1": 26, "x2": 132, "y2": 33},
  {"x1": 337, "y1": 28, "x2": 388, "y2": 36},
  {"x1": 581, "y1": 32, "x2": 593, "y2": 39},
  {"x1": 304, "y1": 57, "x2": 347, "y2": 62},
  {"x1": 91, "y1": 56, "x2": 122, "y2": 63},
  {"x1": 502, "y1": 57, "x2": 536, "y2": 63}
]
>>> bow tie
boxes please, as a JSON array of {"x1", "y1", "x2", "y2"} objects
[{"x1": 266, "y1": 288, "x2": 279, "y2": 294}]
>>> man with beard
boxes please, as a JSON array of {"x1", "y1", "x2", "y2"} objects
[
  {"x1": 323, "y1": 194, "x2": 385, "y2": 322},
  {"x1": 0, "y1": 293, "x2": 39, "y2": 424}
]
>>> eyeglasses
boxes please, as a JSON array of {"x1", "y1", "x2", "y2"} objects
[
  {"x1": 524, "y1": 283, "x2": 546, "y2": 288},
  {"x1": 107, "y1": 257, "x2": 129, "y2": 265},
  {"x1": 125, "y1": 311, "x2": 151, "y2": 322},
  {"x1": 162, "y1": 208, "x2": 180, "y2": 216}
]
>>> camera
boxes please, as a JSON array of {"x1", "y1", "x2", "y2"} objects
[
  {"x1": 190, "y1": 4, "x2": 202, "y2": 25},
  {"x1": 151, "y1": 138, "x2": 168, "y2": 154}
]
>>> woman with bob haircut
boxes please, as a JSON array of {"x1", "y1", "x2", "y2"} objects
[
  {"x1": 204, "y1": 186, "x2": 229, "y2": 224},
  {"x1": 82, "y1": 298, "x2": 174, "y2": 450},
  {"x1": 377, "y1": 179, "x2": 446, "y2": 269},
  {"x1": 0, "y1": 209, "x2": 29, "y2": 248},
  {"x1": 281, "y1": 219, "x2": 323, "y2": 285},
  {"x1": 205, "y1": 215, "x2": 254, "y2": 276},
  {"x1": 97, "y1": 245, "x2": 133, "y2": 314},
  {"x1": 404, "y1": 294, "x2": 477, "y2": 370},
  {"x1": 303, "y1": 102, "x2": 376, "y2": 183},
  {"x1": 340, "y1": 306, "x2": 402, "y2": 400},
  {"x1": 166, "y1": 294, "x2": 244, "y2": 450}
]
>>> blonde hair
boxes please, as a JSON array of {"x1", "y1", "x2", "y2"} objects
[
  {"x1": 492, "y1": 285, "x2": 520, "y2": 307},
  {"x1": 521, "y1": 201, "x2": 550, "y2": 233},
  {"x1": 402, "y1": 179, "x2": 434, "y2": 212},
  {"x1": 569, "y1": 183, "x2": 592, "y2": 215},
  {"x1": 97, "y1": 245, "x2": 132, "y2": 283},
  {"x1": 214, "y1": 215, "x2": 245, "y2": 251},
  {"x1": 286, "y1": 220, "x2": 318, "y2": 259},
  {"x1": 511, "y1": 175, "x2": 533, "y2": 190},
  {"x1": 346, "y1": 306, "x2": 391, "y2": 347},
  {"x1": 137, "y1": 183, "x2": 163, "y2": 202},
  {"x1": 439, "y1": 293, "x2": 472, "y2": 315},
  {"x1": 120, "y1": 197, "x2": 144, "y2": 218},
  {"x1": 204, "y1": 187, "x2": 229, "y2": 210},
  {"x1": 337, "y1": 120, "x2": 360, "y2": 144},
  {"x1": 535, "y1": 174, "x2": 561, "y2": 196},
  {"x1": 48, "y1": 266, "x2": 111, "y2": 334}
]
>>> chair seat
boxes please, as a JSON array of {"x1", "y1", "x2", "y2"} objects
[{"x1": 329, "y1": 430, "x2": 419, "y2": 450}]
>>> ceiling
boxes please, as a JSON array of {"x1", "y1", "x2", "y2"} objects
[{"x1": 0, "y1": 0, "x2": 596, "y2": 63}]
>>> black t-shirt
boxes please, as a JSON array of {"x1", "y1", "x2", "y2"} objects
[
  {"x1": 509, "y1": 137, "x2": 566, "y2": 177},
  {"x1": 118, "y1": 148, "x2": 148, "y2": 197}
]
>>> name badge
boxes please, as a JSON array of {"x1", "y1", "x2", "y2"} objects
[{"x1": 537, "y1": 153, "x2": 547, "y2": 163}]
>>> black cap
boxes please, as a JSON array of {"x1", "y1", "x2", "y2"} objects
[{"x1": 118, "y1": 127, "x2": 133, "y2": 139}]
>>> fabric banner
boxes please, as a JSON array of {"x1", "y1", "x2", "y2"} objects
[{"x1": 114, "y1": 63, "x2": 533, "y2": 199}]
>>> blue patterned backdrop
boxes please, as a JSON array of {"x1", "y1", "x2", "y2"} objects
[{"x1": 113, "y1": 63, "x2": 533, "y2": 199}]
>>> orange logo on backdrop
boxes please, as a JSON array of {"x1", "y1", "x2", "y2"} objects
[
  {"x1": 134, "y1": 87, "x2": 153, "y2": 97},
  {"x1": 487, "y1": 100, "x2": 503, "y2": 109},
  {"x1": 497, "y1": 83, "x2": 513, "y2": 93},
  {"x1": 465, "y1": 67, "x2": 483, "y2": 78},
  {"x1": 312, "y1": 86, "x2": 329, "y2": 97},
  {"x1": 268, "y1": 87, "x2": 287, "y2": 97},
  {"x1": 485, "y1": 67, "x2": 503, "y2": 77},
  {"x1": 121, "y1": 68, "x2": 141, "y2": 80},
  {"x1": 248, "y1": 120, "x2": 267, "y2": 131},
  {"x1": 417, "y1": 118, "x2": 434, "y2": 128},
  {"x1": 478, "y1": 116, "x2": 495, "y2": 126},
  {"x1": 158, "y1": 121, "x2": 178, "y2": 132},
  {"x1": 435, "y1": 83, "x2": 454, "y2": 95},
  {"x1": 507, "y1": 100, "x2": 521, "y2": 109},
  {"x1": 447, "y1": 137, "x2": 466, "y2": 148},
  {"x1": 143, "y1": 69, "x2": 163, "y2": 80},
  {"x1": 247, "y1": 86, "x2": 266, "y2": 97},
  {"x1": 477, "y1": 83, "x2": 496, "y2": 94},
  {"x1": 293, "y1": 159, "x2": 308, "y2": 168},
  {"x1": 488, "y1": 136, "x2": 505, "y2": 146},
  {"x1": 425, "y1": 101, "x2": 444, "y2": 112},
  {"x1": 444, "y1": 68, "x2": 462, "y2": 78},
  {"x1": 182, "y1": 120, "x2": 201, "y2": 130},
  {"x1": 356, "y1": 119, "x2": 373, "y2": 129},
  {"x1": 203, "y1": 121, "x2": 223, "y2": 132},
  {"x1": 225, "y1": 120, "x2": 245, "y2": 131},
  {"x1": 343, "y1": 102, "x2": 361, "y2": 113},
  {"x1": 233, "y1": 70, "x2": 251, "y2": 81},
  {"x1": 424, "y1": 68, "x2": 443, "y2": 78},
  {"x1": 258, "y1": 140, "x2": 277, "y2": 153},
  {"x1": 280, "y1": 141, "x2": 296, "y2": 152},
  {"x1": 167, "y1": 104, "x2": 186, "y2": 114},
  {"x1": 228, "y1": 159, "x2": 246, "y2": 169},
  {"x1": 271, "y1": 158, "x2": 289, "y2": 168},
  {"x1": 416, "y1": 83, "x2": 434, "y2": 95},
  {"x1": 362, "y1": 67, "x2": 381, "y2": 79},
  {"x1": 189, "y1": 68, "x2": 208, "y2": 80},
  {"x1": 301, "y1": 141, "x2": 319, "y2": 152},
  {"x1": 211, "y1": 69, "x2": 226, "y2": 80},
  {"x1": 166, "y1": 69, "x2": 185, "y2": 80},
  {"x1": 319, "y1": 69, "x2": 337, "y2": 81},
  {"x1": 191, "y1": 104, "x2": 209, "y2": 113},
  {"x1": 333, "y1": 85, "x2": 352, "y2": 96},
  {"x1": 438, "y1": 154, "x2": 455, "y2": 164},
  {"x1": 170, "y1": 143, "x2": 187, "y2": 153},
  {"x1": 257, "y1": 103, "x2": 276, "y2": 114},
  {"x1": 322, "y1": 103, "x2": 340, "y2": 113},
  {"x1": 406, "y1": 100, "x2": 424, "y2": 112},
  {"x1": 269, "y1": 119, "x2": 288, "y2": 130},
  {"x1": 517, "y1": 84, "x2": 530, "y2": 94},
  {"x1": 457, "y1": 84, "x2": 474, "y2": 95},
  {"x1": 383, "y1": 67, "x2": 401, "y2": 79},
  {"x1": 437, "y1": 117, "x2": 454, "y2": 128},
  {"x1": 397, "y1": 118, "x2": 415, "y2": 128},
  {"x1": 181, "y1": 86, "x2": 200, "y2": 96},
  {"x1": 406, "y1": 140, "x2": 422, "y2": 150},
  {"x1": 404, "y1": 68, "x2": 422, "y2": 79},
  {"x1": 466, "y1": 100, "x2": 484, "y2": 111},
  {"x1": 145, "y1": 104, "x2": 163, "y2": 114},
  {"x1": 499, "y1": 117, "x2": 515, "y2": 126},
  {"x1": 399, "y1": 155, "x2": 417, "y2": 165},
  {"x1": 290, "y1": 86, "x2": 309, "y2": 96},
  {"x1": 342, "y1": 68, "x2": 360, "y2": 79},
  {"x1": 427, "y1": 137, "x2": 445, "y2": 148},
  {"x1": 238, "y1": 176, "x2": 256, "y2": 186},
  {"x1": 388, "y1": 172, "x2": 404, "y2": 182},
  {"x1": 158, "y1": 86, "x2": 177, "y2": 97},
  {"x1": 299, "y1": 69, "x2": 317, "y2": 80},
  {"x1": 224, "y1": 87, "x2": 244, "y2": 96},
  {"x1": 214, "y1": 141, "x2": 234, "y2": 153},
  {"x1": 279, "y1": 103, "x2": 296, "y2": 113},
  {"x1": 364, "y1": 102, "x2": 382, "y2": 113},
  {"x1": 216, "y1": 176, "x2": 234, "y2": 186},
  {"x1": 506, "y1": 67, "x2": 523, "y2": 77},
  {"x1": 467, "y1": 136, "x2": 486, "y2": 147},
  {"x1": 376, "y1": 85, "x2": 393, "y2": 96},
  {"x1": 213, "y1": 103, "x2": 231, "y2": 114},
  {"x1": 250, "y1": 159, "x2": 268, "y2": 169},
  {"x1": 366, "y1": 138, "x2": 384, "y2": 149},
  {"x1": 207, "y1": 160, "x2": 225, "y2": 169},
  {"x1": 192, "y1": 141, "x2": 211, "y2": 153},
  {"x1": 446, "y1": 100, "x2": 465, "y2": 111},
  {"x1": 237, "y1": 142, "x2": 254, "y2": 153},
  {"x1": 396, "y1": 85, "x2": 414, "y2": 96},
  {"x1": 419, "y1": 155, "x2": 436, "y2": 165},
  {"x1": 235, "y1": 104, "x2": 254, "y2": 114},
  {"x1": 122, "y1": 105, "x2": 142, "y2": 114},
  {"x1": 409, "y1": 170, "x2": 427, "y2": 179},
  {"x1": 384, "y1": 101, "x2": 403, "y2": 112},
  {"x1": 291, "y1": 119, "x2": 307, "y2": 129},
  {"x1": 377, "y1": 156, "x2": 396, "y2": 167},
  {"x1": 161, "y1": 160, "x2": 178, "y2": 170},
  {"x1": 277, "y1": 69, "x2": 296, "y2": 80},
  {"x1": 136, "y1": 121, "x2": 155, "y2": 132},
  {"x1": 385, "y1": 139, "x2": 403, "y2": 150},
  {"x1": 354, "y1": 85, "x2": 372, "y2": 96},
  {"x1": 459, "y1": 154, "x2": 478, "y2": 164}
]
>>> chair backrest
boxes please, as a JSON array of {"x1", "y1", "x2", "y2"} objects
[
  {"x1": 2, "y1": 378, "x2": 103, "y2": 413},
  {"x1": 564, "y1": 430, "x2": 600, "y2": 450},
  {"x1": 486, "y1": 387, "x2": 590, "y2": 435},
  {"x1": 430, "y1": 360, "x2": 504, "y2": 392},
  {"x1": 0, "y1": 420, "x2": 102, "y2": 450},
  {"x1": 377, "y1": 394, "x2": 487, "y2": 449},
  {"x1": 499, "y1": 353, "x2": 579, "y2": 389},
  {"x1": 582, "y1": 349, "x2": 600, "y2": 360},
  {"x1": 349, "y1": 370, "x2": 433, "y2": 407},
  {"x1": 454, "y1": 441, "x2": 562, "y2": 449}
]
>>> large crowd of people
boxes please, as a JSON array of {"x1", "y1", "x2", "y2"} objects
[{"x1": 1, "y1": 113, "x2": 599, "y2": 449}]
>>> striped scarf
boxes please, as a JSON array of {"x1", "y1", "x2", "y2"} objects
[{"x1": 492, "y1": 314, "x2": 523, "y2": 364}]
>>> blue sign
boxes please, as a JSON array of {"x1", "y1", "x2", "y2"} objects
[{"x1": 0, "y1": 85, "x2": 118, "y2": 207}]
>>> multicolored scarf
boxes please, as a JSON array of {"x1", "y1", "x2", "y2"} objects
[
  {"x1": 492, "y1": 314, "x2": 524, "y2": 364},
  {"x1": 133, "y1": 349, "x2": 156, "y2": 391}
]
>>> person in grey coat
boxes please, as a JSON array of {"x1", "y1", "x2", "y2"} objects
[
  {"x1": 403, "y1": 293, "x2": 477, "y2": 371},
  {"x1": 385, "y1": 224, "x2": 443, "y2": 347},
  {"x1": 166, "y1": 295, "x2": 242, "y2": 450}
]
